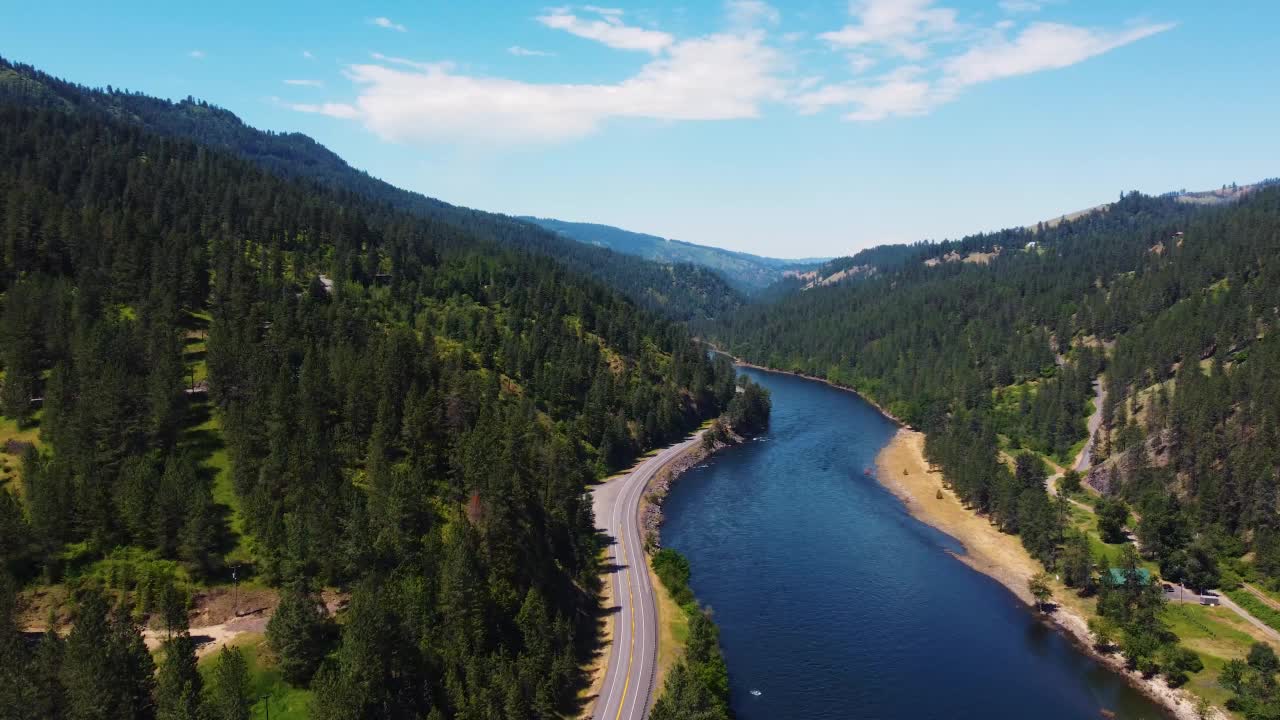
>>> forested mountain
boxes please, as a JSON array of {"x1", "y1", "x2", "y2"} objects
[
  {"x1": 710, "y1": 184, "x2": 1280, "y2": 594},
  {"x1": 769, "y1": 242, "x2": 925, "y2": 292},
  {"x1": 522, "y1": 216, "x2": 824, "y2": 293},
  {"x1": 0, "y1": 56, "x2": 741, "y2": 321},
  {"x1": 0, "y1": 89, "x2": 747, "y2": 717}
]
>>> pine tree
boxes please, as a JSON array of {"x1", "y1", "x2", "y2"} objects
[
  {"x1": 155, "y1": 633, "x2": 202, "y2": 720},
  {"x1": 61, "y1": 589, "x2": 156, "y2": 720},
  {"x1": 30, "y1": 628, "x2": 67, "y2": 720},
  {"x1": 0, "y1": 575, "x2": 38, "y2": 719},
  {"x1": 204, "y1": 646, "x2": 252, "y2": 720},
  {"x1": 265, "y1": 581, "x2": 331, "y2": 687}
]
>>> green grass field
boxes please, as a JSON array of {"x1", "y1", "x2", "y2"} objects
[
  {"x1": 1162, "y1": 602, "x2": 1262, "y2": 709},
  {"x1": 1225, "y1": 590, "x2": 1280, "y2": 634},
  {"x1": 178, "y1": 311, "x2": 251, "y2": 566},
  {"x1": 199, "y1": 633, "x2": 313, "y2": 720}
]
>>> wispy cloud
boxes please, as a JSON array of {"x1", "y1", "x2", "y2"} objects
[
  {"x1": 302, "y1": 50, "x2": 315, "y2": 60},
  {"x1": 279, "y1": 100, "x2": 360, "y2": 119},
  {"x1": 940, "y1": 21, "x2": 1174, "y2": 89},
  {"x1": 795, "y1": 65, "x2": 934, "y2": 120},
  {"x1": 508, "y1": 45, "x2": 556, "y2": 57},
  {"x1": 536, "y1": 6, "x2": 674, "y2": 53},
  {"x1": 284, "y1": 79, "x2": 324, "y2": 87},
  {"x1": 819, "y1": 0, "x2": 959, "y2": 60},
  {"x1": 289, "y1": 1, "x2": 1172, "y2": 143},
  {"x1": 370, "y1": 16, "x2": 407, "y2": 32},
  {"x1": 188, "y1": 50, "x2": 206, "y2": 60},
  {"x1": 848, "y1": 53, "x2": 876, "y2": 74},
  {"x1": 293, "y1": 30, "x2": 784, "y2": 143},
  {"x1": 999, "y1": 0, "x2": 1051, "y2": 13},
  {"x1": 726, "y1": 0, "x2": 780, "y2": 29},
  {"x1": 368, "y1": 52, "x2": 445, "y2": 72},
  {"x1": 802, "y1": 2, "x2": 1173, "y2": 121}
]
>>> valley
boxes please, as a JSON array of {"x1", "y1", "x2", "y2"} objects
[{"x1": 2, "y1": 17, "x2": 1280, "y2": 720}]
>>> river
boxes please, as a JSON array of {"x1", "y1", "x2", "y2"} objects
[{"x1": 660, "y1": 366, "x2": 1168, "y2": 719}]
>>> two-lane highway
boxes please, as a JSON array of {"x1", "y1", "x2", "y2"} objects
[{"x1": 591, "y1": 433, "x2": 703, "y2": 720}]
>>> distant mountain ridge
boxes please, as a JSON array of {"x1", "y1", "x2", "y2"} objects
[
  {"x1": 1026, "y1": 179, "x2": 1280, "y2": 231},
  {"x1": 786, "y1": 180, "x2": 1280, "y2": 294},
  {"x1": 522, "y1": 216, "x2": 827, "y2": 293}
]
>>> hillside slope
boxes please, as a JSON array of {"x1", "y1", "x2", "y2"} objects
[
  {"x1": 0, "y1": 93, "x2": 744, "y2": 718},
  {"x1": 0, "y1": 56, "x2": 741, "y2": 321}
]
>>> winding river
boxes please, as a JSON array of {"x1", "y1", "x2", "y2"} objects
[{"x1": 661, "y1": 366, "x2": 1167, "y2": 719}]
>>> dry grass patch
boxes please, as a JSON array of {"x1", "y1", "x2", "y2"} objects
[{"x1": 649, "y1": 560, "x2": 689, "y2": 692}]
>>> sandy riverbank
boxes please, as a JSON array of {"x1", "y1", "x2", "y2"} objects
[
  {"x1": 876, "y1": 427, "x2": 1218, "y2": 720},
  {"x1": 876, "y1": 429, "x2": 1040, "y2": 603}
]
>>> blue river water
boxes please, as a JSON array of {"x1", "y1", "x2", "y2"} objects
[{"x1": 660, "y1": 366, "x2": 1168, "y2": 719}]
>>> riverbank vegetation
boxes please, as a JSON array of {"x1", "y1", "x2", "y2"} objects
[
  {"x1": 703, "y1": 377, "x2": 772, "y2": 449},
  {"x1": 650, "y1": 549, "x2": 731, "y2": 720}
]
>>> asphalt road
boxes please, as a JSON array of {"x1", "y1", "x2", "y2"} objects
[{"x1": 591, "y1": 433, "x2": 702, "y2": 720}]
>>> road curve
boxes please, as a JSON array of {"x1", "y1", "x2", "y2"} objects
[{"x1": 590, "y1": 433, "x2": 703, "y2": 720}]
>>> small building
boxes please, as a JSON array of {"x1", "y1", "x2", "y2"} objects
[{"x1": 1104, "y1": 567, "x2": 1153, "y2": 587}]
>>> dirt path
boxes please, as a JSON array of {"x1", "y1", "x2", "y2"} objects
[
  {"x1": 1073, "y1": 378, "x2": 1106, "y2": 473},
  {"x1": 143, "y1": 612, "x2": 269, "y2": 658},
  {"x1": 1041, "y1": 376, "x2": 1106, "y2": 503},
  {"x1": 1244, "y1": 583, "x2": 1280, "y2": 613},
  {"x1": 30, "y1": 585, "x2": 348, "y2": 661}
]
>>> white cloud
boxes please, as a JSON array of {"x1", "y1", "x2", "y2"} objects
[
  {"x1": 536, "y1": 7, "x2": 674, "y2": 54},
  {"x1": 805, "y1": 2, "x2": 1173, "y2": 123},
  {"x1": 282, "y1": 101, "x2": 359, "y2": 119},
  {"x1": 508, "y1": 45, "x2": 556, "y2": 57},
  {"x1": 188, "y1": 50, "x2": 206, "y2": 59},
  {"x1": 368, "y1": 52, "x2": 449, "y2": 72},
  {"x1": 940, "y1": 21, "x2": 1175, "y2": 89},
  {"x1": 370, "y1": 16, "x2": 407, "y2": 32},
  {"x1": 819, "y1": 0, "x2": 959, "y2": 59},
  {"x1": 287, "y1": 1, "x2": 1173, "y2": 143},
  {"x1": 284, "y1": 79, "x2": 324, "y2": 87},
  {"x1": 727, "y1": 0, "x2": 780, "y2": 28},
  {"x1": 795, "y1": 65, "x2": 934, "y2": 120},
  {"x1": 302, "y1": 50, "x2": 315, "y2": 60},
  {"x1": 295, "y1": 32, "x2": 784, "y2": 143}
]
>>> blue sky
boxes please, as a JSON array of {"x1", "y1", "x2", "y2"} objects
[{"x1": 4, "y1": 1, "x2": 1277, "y2": 258}]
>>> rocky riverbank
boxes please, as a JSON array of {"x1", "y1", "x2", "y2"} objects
[{"x1": 638, "y1": 427, "x2": 744, "y2": 551}]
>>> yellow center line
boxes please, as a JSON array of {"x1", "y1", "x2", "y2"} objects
[{"x1": 615, "y1": 530, "x2": 636, "y2": 720}]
